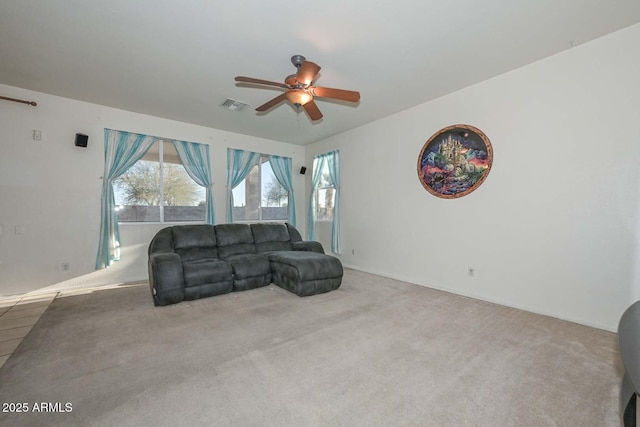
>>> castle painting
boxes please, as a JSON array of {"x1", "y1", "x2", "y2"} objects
[{"x1": 417, "y1": 124, "x2": 493, "y2": 199}]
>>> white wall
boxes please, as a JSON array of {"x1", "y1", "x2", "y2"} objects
[
  {"x1": 0, "y1": 86, "x2": 307, "y2": 295},
  {"x1": 2, "y1": 26, "x2": 639, "y2": 331},
  {"x1": 307, "y1": 24, "x2": 640, "y2": 331}
]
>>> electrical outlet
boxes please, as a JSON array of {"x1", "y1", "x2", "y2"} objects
[
  {"x1": 61, "y1": 262, "x2": 70, "y2": 271},
  {"x1": 32, "y1": 130, "x2": 42, "y2": 141},
  {"x1": 468, "y1": 267, "x2": 475, "y2": 277}
]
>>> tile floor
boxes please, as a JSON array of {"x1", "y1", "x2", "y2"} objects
[{"x1": 0, "y1": 292, "x2": 58, "y2": 369}]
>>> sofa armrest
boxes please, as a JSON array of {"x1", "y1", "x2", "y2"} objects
[
  {"x1": 148, "y1": 252, "x2": 185, "y2": 306},
  {"x1": 292, "y1": 240, "x2": 325, "y2": 254}
]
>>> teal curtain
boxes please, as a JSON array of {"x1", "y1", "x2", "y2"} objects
[
  {"x1": 267, "y1": 155, "x2": 296, "y2": 226},
  {"x1": 226, "y1": 148, "x2": 261, "y2": 222},
  {"x1": 96, "y1": 129, "x2": 156, "y2": 269},
  {"x1": 307, "y1": 151, "x2": 341, "y2": 253},
  {"x1": 173, "y1": 139, "x2": 215, "y2": 224},
  {"x1": 325, "y1": 150, "x2": 341, "y2": 254},
  {"x1": 307, "y1": 155, "x2": 327, "y2": 241}
]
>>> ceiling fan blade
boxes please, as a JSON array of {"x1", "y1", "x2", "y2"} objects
[
  {"x1": 311, "y1": 86, "x2": 360, "y2": 103},
  {"x1": 296, "y1": 61, "x2": 321, "y2": 86},
  {"x1": 256, "y1": 93, "x2": 287, "y2": 112},
  {"x1": 235, "y1": 76, "x2": 290, "y2": 89},
  {"x1": 303, "y1": 100, "x2": 323, "y2": 121}
]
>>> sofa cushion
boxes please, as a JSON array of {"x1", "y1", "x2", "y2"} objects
[
  {"x1": 215, "y1": 224, "x2": 256, "y2": 258},
  {"x1": 268, "y1": 251, "x2": 343, "y2": 281},
  {"x1": 172, "y1": 225, "x2": 217, "y2": 249},
  {"x1": 172, "y1": 225, "x2": 218, "y2": 261},
  {"x1": 251, "y1": 223, "x2": 293, "y2": 253},
  {"x1": 182, "y1": 258, "x2": 233, "y2": 288},
  {"x1": 224, "y1": 253, "x2": 271, "y2": 279}
]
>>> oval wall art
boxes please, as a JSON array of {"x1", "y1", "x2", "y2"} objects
[{"x1": 417, "y1": 124, "x2": 493, "y2": 199}]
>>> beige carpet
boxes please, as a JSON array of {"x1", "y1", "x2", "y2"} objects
[{"x1": 0, "y1": 269, "x2": 623, "y2": 426}]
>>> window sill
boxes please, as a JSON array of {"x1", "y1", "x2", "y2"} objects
[{"x1": 118, "y1": 221, "x2": 206, "y2": 226}]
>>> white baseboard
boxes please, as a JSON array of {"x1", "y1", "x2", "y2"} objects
[{"x1": 342, "y1": 263, "x2": 616, "y2": 333}]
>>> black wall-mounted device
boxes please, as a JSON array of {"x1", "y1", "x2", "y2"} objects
[{"x1": 75, "y1": 133, "x2": 88, "y2": 147}]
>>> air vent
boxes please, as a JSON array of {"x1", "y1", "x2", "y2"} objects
[{"x1": 222, "y1": 98, "x2": 249, "y2": 112}]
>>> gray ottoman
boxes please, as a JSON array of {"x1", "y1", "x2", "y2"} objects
[{"x1": 268, "y1": 251, "x2": 343, "y2": 296}]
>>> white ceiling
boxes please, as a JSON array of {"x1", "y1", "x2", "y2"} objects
[{"x1": 1, "y1": 1, "x2": 639, "y2": 146}]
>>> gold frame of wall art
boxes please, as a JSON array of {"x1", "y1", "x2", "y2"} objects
[{"x1": 417, "y1": 124, "x2": 493, "y2": 199}]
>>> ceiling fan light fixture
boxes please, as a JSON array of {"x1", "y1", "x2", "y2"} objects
[
  {"x1": 285, "y1": 90, "x2": 312, "y2": 106},
  {"x1": 285, "y1": 74, "x2": 297, "y2": 86}
]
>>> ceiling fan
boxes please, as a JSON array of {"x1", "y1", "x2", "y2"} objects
[{"x1": 234, "y1": 55, "x2": 360, "y2": 121}]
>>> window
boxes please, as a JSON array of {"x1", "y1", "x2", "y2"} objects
[
  {"x1": 114, "y1": 140, "x2": 206, "y2": 222},
  {"x1": 315, "y1": 159, "x2": 335, "y2": 221},
  {"x1": 232, "y1": 156, "x2": 288, "y2": 222}
]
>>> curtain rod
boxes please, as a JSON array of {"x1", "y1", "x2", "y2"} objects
[{"x1": 0, "y1": 95, "x2": 37, "y2": 106}]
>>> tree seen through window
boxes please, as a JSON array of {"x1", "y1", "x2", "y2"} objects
[{"x1": 114, "y1": 140, "x2": 206, "y2": 222}]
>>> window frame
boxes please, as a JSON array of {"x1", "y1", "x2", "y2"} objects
[
  {"x1": 231, "y1": 156, "x2": 290, "y2": 223},
  {"x1": 115, "y1": 139, "x2": 207, "y2": 224},
  {"x1": 313, "y1": 158, "x2": 336, "y2": 223},
  {"x1": 314, "y1": 187, "x2": 335, "y2": 222}
]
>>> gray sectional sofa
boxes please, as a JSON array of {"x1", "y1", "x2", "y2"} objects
[{"x1": 148, "y1": 222, "x2": 343, "y2": 306}]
